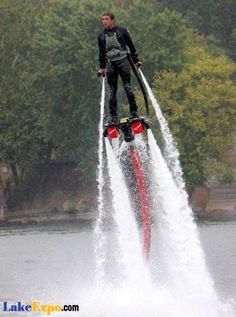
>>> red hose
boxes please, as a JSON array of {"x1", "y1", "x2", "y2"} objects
[{"x1": 130, "y1": 147, "x2": 151, "y2": 259}]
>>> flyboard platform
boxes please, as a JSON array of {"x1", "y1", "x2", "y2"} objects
[{"x1": 103, "y1": 116, "x2": 150, "y2": 142}]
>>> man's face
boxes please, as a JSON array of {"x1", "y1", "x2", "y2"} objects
[{"x1": 102, "y1": 15, "x2": 115, "y2": 29}]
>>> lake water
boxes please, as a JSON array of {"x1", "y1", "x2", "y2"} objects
[{"x1": 0, "y1": 221, "x2": 235, "y2": 316}]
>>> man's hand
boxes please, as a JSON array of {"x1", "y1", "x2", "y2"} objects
[
  {"x1": 97, "y1": 68, "x2": 105, "y2": 77},
  {"x1": 135, "y1": 61, "x2": 142, "y2": 68}
]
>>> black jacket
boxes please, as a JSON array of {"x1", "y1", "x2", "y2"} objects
[{"x1": 97, "y1": 26, "x2": 139, "y2": 68}]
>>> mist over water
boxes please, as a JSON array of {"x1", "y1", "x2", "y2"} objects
[
  {"x1": 147, "y1": 130, "x2": 223, "y2": 315},
  {"x1": 93, "y1": 76, "x2": 235, "y2": 316}
]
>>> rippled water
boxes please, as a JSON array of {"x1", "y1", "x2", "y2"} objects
[
  {"x1": 0, "y1": 221, "x2": 235, "y2": 316},
  {"x1": 198, "y1": 221, "x2": 236, "y2": 302}
]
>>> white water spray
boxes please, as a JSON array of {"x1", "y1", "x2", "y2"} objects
[
  {"x1": 139, "y1": 70, "x2": 186, "y2": 193},
  {"x1": 92, "y1": 75, "x2": 234, "y2": 317},
  {"x1": 105, "y1": 138, "x2": 150, "y2": 287},
  {"x1": 94, "y1": 77, "x2": 106, "y2": 284},
  {"x1": 148, "y1": 130, "x2": 211, "y2": 283},
  {"x1": 147, "y1": 129, "x2": 234, "y2": 315},
  {"x1": 140, "y1": 69, "x2": 232, "y2": 313}
]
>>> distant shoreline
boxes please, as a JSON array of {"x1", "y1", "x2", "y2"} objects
[
  {"x1": 0, "y1": 211, "x2": 96, "y2": 227},
  {"x1": 0, "y1": 210, "x2": 236, "y2": 228}
]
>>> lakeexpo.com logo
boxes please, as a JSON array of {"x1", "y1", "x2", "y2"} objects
[{"x1": 1, "y1": 300, "x2": 79, "y2": 315}]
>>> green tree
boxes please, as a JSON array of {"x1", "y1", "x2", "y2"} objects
[
  {"x1": 28, "y1": 0, "x2": 111, "y2": 183},
  {"x1": 152, "y1": 36, "x2": 236, "y2": 189},
  {"x1": 116, "y1": 2, "x2": 187, "y2": 78},
  {"x1": 158, "y1": 0, "x2": 236, "y2": 59},
  {"x1": 0, "y1": 0, "x2": 45, "y2": 186},
  {"x1": 2, "y1": 0, "x2": 235, "y2": 205}
]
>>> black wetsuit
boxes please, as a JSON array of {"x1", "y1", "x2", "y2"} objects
[{"x1": 97, "y1": 26, "x2": 139, "y2": 118}]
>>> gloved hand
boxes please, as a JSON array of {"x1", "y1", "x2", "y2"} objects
[
  {"x1": 136, "y1": 61, "x2": 142, "y2": 68},
  {"x1": 97, "y1": 68, "x2": 105, "y2": 77}
]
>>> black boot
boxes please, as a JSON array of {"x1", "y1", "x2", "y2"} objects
[
  {"x1": 110, "y1": 115, "x2": 118, "y2": 124},
  {"x1": 130, "y1": 111, "x2": 139, "y2": 119}
]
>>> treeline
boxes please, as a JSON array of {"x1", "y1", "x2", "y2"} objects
[
  {"x1": 0, "y1": 0, "x2": 236, "y2": 206},
  {"x1": 158, "y1": 0, "x2": 236, "y2": 59}
]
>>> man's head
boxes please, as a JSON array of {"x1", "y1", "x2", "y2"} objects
[{"x1": 102, "y1": 12, "x2": 116, "y2": 29}]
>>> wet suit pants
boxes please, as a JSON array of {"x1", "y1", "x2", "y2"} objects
[{"x1": 106, "y1": 57, "x2": 137, "y2": 118}]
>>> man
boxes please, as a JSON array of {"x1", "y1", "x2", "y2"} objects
[{"x1": 97, "y1": 12, "x2": 142, "y2": 123}]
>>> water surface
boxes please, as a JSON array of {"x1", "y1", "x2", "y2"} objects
[{"x1": 0, "y1": 221, "x2": 235, "y2": 316}]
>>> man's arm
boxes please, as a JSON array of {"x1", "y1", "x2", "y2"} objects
[{"x1": 123, "y1": 28, "x2": 139, "y2": 64}]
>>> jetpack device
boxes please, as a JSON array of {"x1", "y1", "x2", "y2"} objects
[
  {"x1": 103, "y1": 53, "x2": 150, "y2": 143},
  {"x1": 127, "y1": 53, "x2": 150, "y2": 117},
  {"x1": 101, "y1": 56, "x2": 152, "y2": 259}
]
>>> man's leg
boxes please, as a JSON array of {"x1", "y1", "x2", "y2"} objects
[
  {"x1": 118, "y1": 58, "x2": 138, "y2": 115},
  {"x1": 106, "y1": 63, "x2": 118, "y2": 120}
]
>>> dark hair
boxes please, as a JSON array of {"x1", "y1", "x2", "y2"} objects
[{"x1": 102, "y1": 12, "x2": 115, "y2": 20}]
